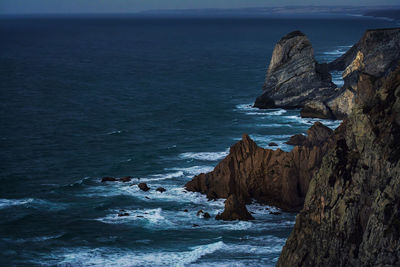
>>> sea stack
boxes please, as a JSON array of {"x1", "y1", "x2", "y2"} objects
[{"x1": 254, "y1": 31, "x2": 336, "y2": 109}]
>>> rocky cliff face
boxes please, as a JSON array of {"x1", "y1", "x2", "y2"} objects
[
  {"x1": 278, "y1": 65, "x2": 400, "y2": 266},
  {"x1": 302, "y1": 28, "x2": 400, "y2": 119},
  {"x1": 254, "y1": 31, "x2": 336, "y2": 109},
  {"x1": 185, "y1": 122, "x2": 334, "y2": 211}
]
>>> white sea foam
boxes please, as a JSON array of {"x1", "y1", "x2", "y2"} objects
[
  {"x1": 0, "y1": 198, "x2": 67, "y2": 211},
  {"x1": 0, "y1": 198, "x2": 34, "y2": 209},
  {"x1": 166, "y1": 165, "x2": 214, "y2": 176},
  {"x1": 97, "y1": 208, "x2": 167, "y2": 226},
  {"x1": 56, "y1": 241, "x2": 224, "y2": 267},
  {"x1": 179, "y1": 150, "x2": 229, "y2": 161},
  {"x1": 2, "y1": 234, "x2": 63, "y2": 244}
]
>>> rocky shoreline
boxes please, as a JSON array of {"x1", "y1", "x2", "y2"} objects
[{"x1": 185, "y1": 27, "x2": 400, "y2": 264}]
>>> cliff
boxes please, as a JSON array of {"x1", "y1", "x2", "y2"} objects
[
  {"x1": 278, "y1": 65, "x2": 400, "y2": 266},
  {"x1": 185, "y1": 122, "x2": 334, "y2": 211},
  {"x1": 254, "y1": 31, "x2": 336, "y2": 109},
  {"x1": 302, "y1": 28, "x2": 400, "y2": 119}
]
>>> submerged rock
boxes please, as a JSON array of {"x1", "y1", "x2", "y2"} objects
[
  {"x1": 254, "y1": 31, "x2": 336, "y2": 109},
  {"x1": 138, "y1": 183, "x2": 150, "y2": 192},
  {"x1": 278, "y1": 65, "x2": 400, "y2": 266},
  {"x1": 119, "y1": 176, "x2": 132, "y2": 182},
  {"x1": 185, "y1": 122, "x2": 334, "y2": 211},
  {"x1": 215, "y1": 195, "x2": 254, "y2": 221},
  {"x1": 156, "y1": 187, "x2": 166, "y2": 193},
  {"x1": 268, "y1": 142, "x2": 278, "y2": 147},
  {"x1": 101, "y1": 177, "x2": 118, "y2": 182}
]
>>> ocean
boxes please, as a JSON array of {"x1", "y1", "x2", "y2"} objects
[{"x1": 0, "y1": 16, "x2": 397, "y2": 266}]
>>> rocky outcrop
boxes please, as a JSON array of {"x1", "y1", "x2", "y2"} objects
[
  {"x1": 215, "y1": 194, "x2": 254, "y2": 221},
  {"x1": 302, "y1": 28, "x2": 400, "y2": 119},
  {"x1": 254, "y1": 28, "x2": 400, "y2": 119},
  {"x1": 254, "y1": 31, "x2": 336, "y2": 109},
  {"x1": 185, "y1": 122, "x2": 335, "y2": 211},
  {"x1": 278, "y1": 65, "x2": 400, "y2": 266}
]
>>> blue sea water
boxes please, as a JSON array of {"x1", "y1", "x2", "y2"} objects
[{"x1": 0, "y1": 16, "x2": 397, "y2": 266}]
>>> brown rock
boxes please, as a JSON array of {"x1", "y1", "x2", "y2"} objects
[
  {"x1": 285, "y1": 134, "x2": 307, "y2": 146},
  {"x1": 118, "y1": 213, "x2": 130, "y2": 217},
  {"x1": 101, "y1": 177, "x2": 118, "y2": 182},
  {"x1": 268, "y1": 142, "x2": 278, "y2": 146},
  {"x1": 203, "y1": 212, "x2": 211, "y2": 219},
  {"x1": 215, "y1": 195, "x2": 254, "y2": 221},
  {"x1": 119, "y1": 176, "x2": 132, "y2": 182},
  {"x1": 185, "y1": 124, "x2": 334, "y2": 211},
  {"x1": 138, "y1": 183, "x2": 150, "y2": 192},
  {"x1": 156, "y1": 187, "x2": 166, "y2": 193}
]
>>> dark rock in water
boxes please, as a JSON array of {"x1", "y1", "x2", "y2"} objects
[
  {"x1": 144, "y1": 196, "x2": 150, "y2": 199},
  {"x1": 183, "y1": 209, "x2": 188, "y2": 212},
  {"x1": 278, "y1": 65, "x2": 400, "y2": 266},
  {"x1": 192, "y1": 224, "x2": 199, "y2": 227},
  {"x1": 138, "y1": 183, "x2": 150, "y2": 192},
  {"x1": 186, "y1": 123, "x2": 334, "y2": 211},
  {"x1": 254, "y1": 31, "x2": 336, "y2": 109},
  {"x1": 269, "y1": 211, "x2": 281, "y2": 215},
  {"x1": 101, "y1": 177, "x2": 118, "y2": 182},
  {"x1": 119, "y1": 176, "x2": 132, "y2": 182},
  {"x1": 156, "y1": 187, "x2": 166, "y2": 193},
  {"x1": 136, "y1": 215, "x2": 144, "y2": 218},
  {"x1": 196, "y1": 210, "x2": 204, "y2": 216},
  {"x1": 216, "y1": 195, "x2": 254, "y2": 221},
  {"x1": 203, "y1": 212, "x2": 211, "y2": 219},
  {"x1": 268, "y1": 142, "x2": 278, "y2": 146},
  {"x1": 118, "y1": 213, "x2": 130, "y2": 217}
]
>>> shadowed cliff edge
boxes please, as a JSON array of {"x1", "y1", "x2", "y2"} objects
[{"x1": 278, "y1": 63, "x2": 400, "y2": 267}]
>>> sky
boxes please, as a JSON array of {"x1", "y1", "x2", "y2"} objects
[{"x1": 0, "y1": 0, "x2": 399, "y2": 14}]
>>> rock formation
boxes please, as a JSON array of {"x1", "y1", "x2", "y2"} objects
[
  {"x1": 302, "y1": 28, "x2": 400, "y2": 119},
  {"x1": 254, "y1": 31, "x2": 336, "y2": 109},
  {"x1": 254, "y1": 28, "x2": 400, "y2": 119},
  {"x1": 278, "y1": 65, "x2": 400, "y2": 266},
  {"x1": 185, "y1": 122, "x2": 335, "y2": 211},
  {"x1": 215, "y1": 194, "x2": 254, "y2": 221}
]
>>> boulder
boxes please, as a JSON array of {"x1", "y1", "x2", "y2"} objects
[
  {"x1": 138, "y1": 183, "x2": 150, "y2": 192},
  {"x1": 216, "y1": 195, "x2": 254, "y2": 221},
  {"x1": 254, "y1": 31, "x2": 336, "y2": 109},
  {"x1": 268, "y1": 142, "x2": 278, "y2": 147}
]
